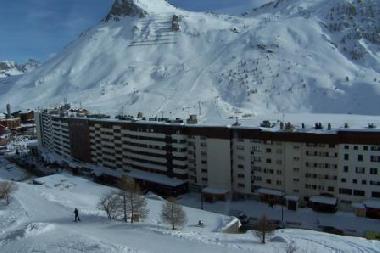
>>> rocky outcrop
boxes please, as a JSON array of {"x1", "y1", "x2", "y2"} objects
[
  {"x1": 0, "y1": 59, "x2": 40, "y2": 79},
  {"x1": 104, "y1": 0, "x2": 147, "y2": 22}
]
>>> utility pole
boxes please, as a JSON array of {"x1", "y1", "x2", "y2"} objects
[
  {"x1": 201, "y1": 191, "x2": 204, "y2": 210},
  {"x1": 281, "y1": 205, "x2": 284, "y2": 227}
]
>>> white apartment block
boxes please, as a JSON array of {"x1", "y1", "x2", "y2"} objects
[{"x1": 35, "y1": 109, "x2": 380, "y2": 216}]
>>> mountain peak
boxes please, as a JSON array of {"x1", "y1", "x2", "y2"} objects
[
  {"x1": 104, "y1": 0, "x2": 177, "y2": 22},
  {"x1": 0, "y1": 59, "x2": 40, "y2": 79}
]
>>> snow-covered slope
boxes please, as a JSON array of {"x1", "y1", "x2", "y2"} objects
[
  {"x1": 1, "y1": 0, "x2": 379, "y2": 119},
  {"x1": 1, "y1": 173, "x2": 379, "y2": 252},
  {"x1": 0, "y1": 59, "x2": 40, "y2": 79}
]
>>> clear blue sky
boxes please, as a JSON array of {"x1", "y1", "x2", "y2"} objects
[{"x1": 0, "y1": 0, "x2": 262, "y2": 63}]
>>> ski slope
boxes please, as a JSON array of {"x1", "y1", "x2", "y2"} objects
[
  {"x1": 0, "y1": 0, "x2": 379, "y2": 120},
  {"x1": 0, "y1": 173, "x2": 379, "y2": 253}
]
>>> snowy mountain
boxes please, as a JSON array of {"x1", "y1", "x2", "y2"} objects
[
  {"x1": 0, "y1": 59, "x2": 40, "y2": 79},
  {"x1": 0, "y1": 0, "x2": 379, "y2": 119}
]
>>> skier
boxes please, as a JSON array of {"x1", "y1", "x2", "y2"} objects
[{"x1": 74, "y1": 208, "x2": 80, "y2": 222}]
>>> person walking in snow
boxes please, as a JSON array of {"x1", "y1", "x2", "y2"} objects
[{"x1": 74, "y1": 208, "x2": 80, "y2": 222}]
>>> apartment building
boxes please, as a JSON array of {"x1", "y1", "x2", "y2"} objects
[{"x1": 35, "y1": 109, "x2": 380, "y2": 216}]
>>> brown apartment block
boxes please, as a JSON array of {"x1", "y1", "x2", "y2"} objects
[
  {"x1": 0, "y1": 118, "x2": 21, "y2": 130},
  {"x1": 35, "y1": 110, "x2": 380, "y2": 217}
]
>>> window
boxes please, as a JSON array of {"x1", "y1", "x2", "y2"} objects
[
  {"x1": 370, "y1": 168, "x2": 378, "y2": 175},
  {"x1": 353, "y1": 190, "x2": 365, "y2": 196},
  {"x1": 364, "y1": 146, "x2": 368, "y2": 151},
  {"x1": 352, "y1": 179, "x2": 358, "y2": 184},
  {"x1": 238, "y1": 164, "x2": 244, "y2": 169},
  {"x1": 276, "y1": 170, "x2": 282, "y2": 175},
  {"x1": 354, "y1": 146, "x2": 358, "y2": 150},
  {"x1": 293, "y1": 178, "x2": 300, "y2": 182},
  {"x1": 237, "y1": 174, "x2": 245, "y2": 179},
  {"x1": 343, "y1": 166, "x2": 349, "y2": 173},
  {"x1": 362, "y1": 180, "x2": 367, "y2": 185},
  {"x1": 238, "y1": 155, "x2": 245, "y2": 160},
  {"x1": 293, "y1": 168, "x2": 300, "y2": 172},
  {"x1": 339, "y1": 188, "x2": 352, "y2": 195},
  {"x1": 266, "y1": 148, "x2": 272, "y2": 153},
  {"x1": 341, "y1": 178, "x2": 346, "y2": 183},
  {"x1": 276, "y1": 180, "x2": 282, "y2": 186},
  {"x1": 355, "y1": 167, "x2": 365, "y2": 174},
  {"x1": 371, "y1": 146, "x2": 380, "y2": 151},
  {"x1": 201, "y1": 169, "x2": 207, "y2": 173},
  {"x1": 344, "y1": 154, "x2": 349, "y2": 160},
  {"x1": 266, "y1": 158, "x2": 272, "y2": 164},
  {"x1": 266, "y1": 179, "x2": 272, "y2": 184},
  {"x1": 371, "y1": 156, "x2": 380, "y2": 163},
  {"x1": 328, "y1": 186, "x2": 335, "y2": 192},
  {"x1": 293, "y1": 157, "x2": 300, "y2": 161},
  {"x1": 372, "y1": 192, "x2": 380, "y2": 198},
  {"x1": 344, "y1": 145, "x2": 349, "y2": 150},
  {"x1": 238, "y1": 183, "x2": 245, "y2": 188},
  {"x1": 358, "y1": 155, "x2": 364, "y2": 162},
  {"x1": 201, "y1": 160, "x2": 207, "y2": 164}
]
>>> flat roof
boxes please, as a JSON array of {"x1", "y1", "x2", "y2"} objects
[
  {"x1": 202, "y1": 187, "x2": 229, "y2": 195},
  {"x1": 285, "y1": 195, "x2": 300, "y2": 201},
  {"x1": 127, "y1": 170, "x2": 185, "y2": 187},
  {"x1": 364, "y1": 200, "x2": 380, "y2": 209},
  {"x1": 310, "y1": 196, "x2": 337, "y2": 205},
  {"x1": 257, "y1": 188, "x2": 284, "y2": 197}
]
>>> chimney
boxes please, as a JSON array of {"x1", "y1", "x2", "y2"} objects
[
  {"x1": 6, "y1": 104, "x2": 11, "y2": 119},
  {"x1": 368, "y1": 123, "x2": 376, "y2": 129},
  {"x1": 186, "y1": 114, "x2": 198, "y2": 124}
]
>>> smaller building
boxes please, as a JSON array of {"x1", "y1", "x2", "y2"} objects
[
  {"x1": 0, "y1": 118, "x2": 21, "y2": 130},
  {"x1": 0, "y1": 123, "x2": 5, "y2": 135},
  {"x1": 309, "y1": 195, "x2": 338, "y2": 213},
  {"x1": 18, "y1": 111, "x2": 34, "y2": 124}
]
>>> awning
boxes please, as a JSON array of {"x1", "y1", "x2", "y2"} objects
[
  {"x1": 127, "y1": 170, "x2": 185, "y2": 187},
  {"x1": 202, "y1": 187, "x2": 229, "y2": 195},
  {"x1": 352, "y1": 202, "x2": 365, "y2": 209},
  {"x1": 257, "y1": 188, "x2": 284, "y2": 197},
  {"x1": 310, "y1": 196, "x2": 337, "y2": 205},
  {"x1": 364, "y1": 200, "x2": 380, "y2": 209},
  {"x1": 285, "y1": 195, "x2": 299, "y2": 202}
]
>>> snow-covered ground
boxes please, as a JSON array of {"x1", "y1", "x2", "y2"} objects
[
  {"x1": 0, "y1": 156, "x2": 29, "y2": 181},
  {"x1": 179, "y1": 193, "x2": 380, "y2": 236},
  {"x1": 0, "y1": 172, "x2": 379, "y2": 252}
]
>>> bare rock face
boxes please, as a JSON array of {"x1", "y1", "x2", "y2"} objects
[{"x1": 104, "y1": 0, "x2": 147, "y2": 21}]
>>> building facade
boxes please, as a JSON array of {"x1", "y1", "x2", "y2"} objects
[{"x1": 35, "y1": 110, "x2": 380, "y2": 214}]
